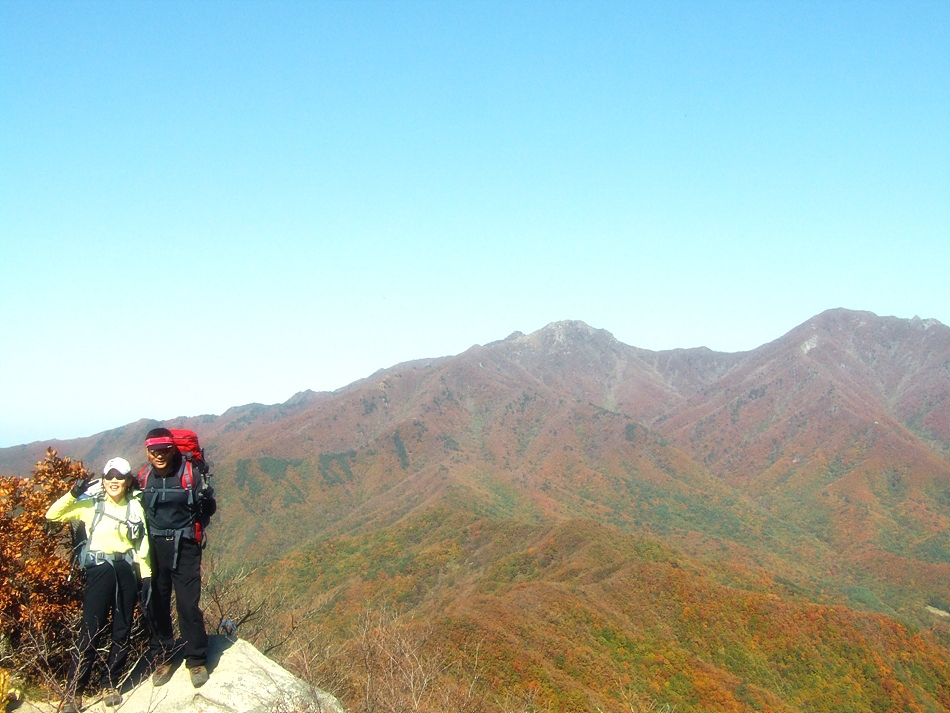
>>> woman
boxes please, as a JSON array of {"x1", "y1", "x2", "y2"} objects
[{"x1": 46, "y1": 457, "x2": 151, "y2": 712}]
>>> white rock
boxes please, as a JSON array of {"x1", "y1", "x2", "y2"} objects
[{"x1": 21, "y1": 636, "x2": 344, "y2": 713}]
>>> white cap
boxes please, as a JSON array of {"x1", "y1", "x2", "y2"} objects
[{"x1": 102, "y1": 457, "x2": 132, "y2": 477}]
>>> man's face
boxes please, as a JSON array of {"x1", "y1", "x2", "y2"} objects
[{"x1": 147, "y1": 444, "x2": 177, "y2": 471}]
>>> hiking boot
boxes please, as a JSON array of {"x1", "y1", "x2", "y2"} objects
[
  {"x1": 151, "y1": 662, "x2": 173, "y2": 686},
  {"x1": 60, "y1": 697, "x2": 82, "y2": 713},
  {"x1": 102, "y1": 688, "x2": 122, "y2": 707},
  {"x1": 188, "y1": 664, "x2": 209, "y2": 688}
]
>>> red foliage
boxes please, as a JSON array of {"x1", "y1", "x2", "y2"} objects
[{"x1": 0, "y1": 449, "x2": 83, "y2": 649}]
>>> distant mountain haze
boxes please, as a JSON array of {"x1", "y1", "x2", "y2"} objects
[{"x1": 3, "y1": 308, "x2": 949, "y2": 712}]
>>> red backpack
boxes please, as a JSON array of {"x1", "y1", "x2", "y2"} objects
[{"x1": 166, "y1": 429, "x2": 209, "y2": 474}]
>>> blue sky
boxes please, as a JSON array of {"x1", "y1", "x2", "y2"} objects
[{"x1": 1, "y1": 1, "x2": 947, "y2": 449}]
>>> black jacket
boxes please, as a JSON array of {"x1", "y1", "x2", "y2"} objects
[{"x1": 140, "y1": 455, "x2": 215, "y2": 534}]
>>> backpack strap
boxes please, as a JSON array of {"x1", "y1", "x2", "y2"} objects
[
  {"x1": 180, "y1": 460, "x2": 208, "y2": 546},
  {"x1": 88, "y1": 498, "x2": 106, "y2": 543},
  {"x1": 82, "y1": 550, "x2": 135, "y2": 568},
  {"x1": 88, "y1": 499, "x2": 136, "y2": 536},
  {"x1": 138, "y1": 464, "x2": 159, "y2": 510},
  {"x1": 149, "y1": 525, "x2": 198, "y2": 569},
  {"x1": 78, "y1": 496, "x2": 141, "y2": 569},
  {"x1": 137, "y1": 464, "x2": 150, "y2": 490},
  {"x1": 77, "y1": 497, "x2": 107, "y2": 566},
  {"x1": 182, "y1": 460, "x2": 195, "y2": 506},
  {"x1": 181, "y1": 459, "x2": 194, "y2": 489}
]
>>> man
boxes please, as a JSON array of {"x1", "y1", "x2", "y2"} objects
[{"x1": 140, "y1": 427, "x2": 215, "y2": 688}]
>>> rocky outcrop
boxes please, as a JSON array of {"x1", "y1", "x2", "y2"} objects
[{"x1": 17, "y1": 636, "x2": 343, "y2": 713}]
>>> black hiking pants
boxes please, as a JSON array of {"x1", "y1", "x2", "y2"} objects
[
  {"x1": 147, "y1": 537, "x2": 208, "y2": 668},
  {"x1": 71, "y1": 559, "x2": 138, "y2": 694}
]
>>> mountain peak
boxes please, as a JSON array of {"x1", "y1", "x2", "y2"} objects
[
  {"x1": 911, "y1": 315, "x2": 945, "y2": 331},
  {"x1": 804, "y1": 307, "x2": 947, "y2": 335},
  {"x1": 517, "y1": 320, "x2": 618, "y2": 349}
]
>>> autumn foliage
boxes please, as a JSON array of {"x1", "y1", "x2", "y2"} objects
[{"x1": 0, "y1": 449, "x2": 83, "y2": 675}]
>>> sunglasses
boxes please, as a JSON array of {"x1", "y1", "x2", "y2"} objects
[
  {"x1": 148, "y1": 446, "x2": 175, "y2": 456},
  {"x1": 102, "y1": 473, "x2": 129, "y2": 481}
]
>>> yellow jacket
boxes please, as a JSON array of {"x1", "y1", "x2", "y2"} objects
[{"x1": 46, "y1": 491, "x2": 152, "y2": 578}]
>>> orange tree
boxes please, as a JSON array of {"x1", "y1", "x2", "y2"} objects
[{"x1": 0, "y1": 449, "x2": 84, "y2": 676}]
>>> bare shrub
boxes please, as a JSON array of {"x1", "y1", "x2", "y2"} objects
[
  {"x1": 202, "y1": 554, "x2": 318, "y2": 657},
  {"x1": 282, "y1": 605, "x2": 485, "y2": 713}
]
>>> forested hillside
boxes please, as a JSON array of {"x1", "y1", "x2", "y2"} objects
[{"x1": 3, "y1": 309, "x2": 949, "y2": 711}]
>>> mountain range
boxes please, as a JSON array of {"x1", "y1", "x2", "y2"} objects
[{"x1": 3, "y1": 308, "x2": 949, "y2": 712}]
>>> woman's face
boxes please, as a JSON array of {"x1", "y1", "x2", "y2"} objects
[{"x1": 103, "y1": 474, "x2": 129, "y2": 503}]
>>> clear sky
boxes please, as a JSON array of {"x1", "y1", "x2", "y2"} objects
[{"x1": 1, "y1": 1, "x2": 947, "y2": 448}]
